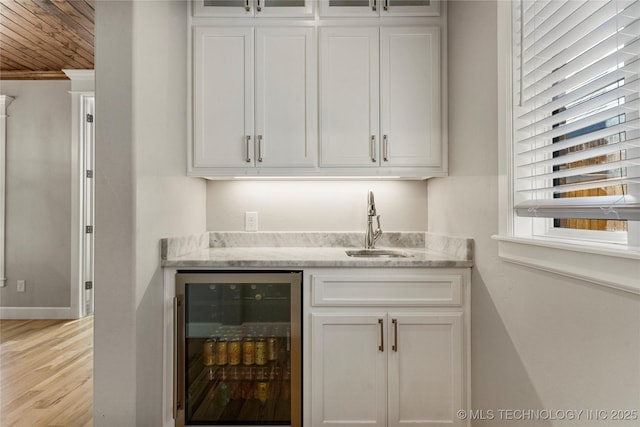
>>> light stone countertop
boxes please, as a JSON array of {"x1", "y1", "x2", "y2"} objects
[{"x1": 161, "y1": 232, "x2": 473, "y2": 268}]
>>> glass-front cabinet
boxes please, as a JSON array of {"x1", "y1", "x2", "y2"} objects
[
  {"x1": 319, "y1": 0, "x2": 440, "y2": 17},
  {"x1": 175, "y1": 271, "x2": 302, "y2": 427},
  {"x1": 193, "y1": 0, "x2": 313, "y2": 18}
]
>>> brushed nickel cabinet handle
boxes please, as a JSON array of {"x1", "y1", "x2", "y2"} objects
[
  {"x1": 392, "y1": 318, "x2": 398, "y2": 352},
  {"x1": 378, "y1": 318, "x2": 384, "y2": 352},
  {"x1": 245, "y1": 135, "x2": 252, "y2": 163},
  {"x1": 370, "y1": 135, "x2": 377, "y2": 163},
  {"x1": 257, "y1": 135, "x2": 263, "y2": 162},
  {"x1": 383, "y1": 134, "x2": 389, "y2": 161},
  {"x1": 173, "y1": 296, "x2": 183, "y2": 418},
  {"x1": 244, "y1": 0, "x2": 250, "y2": 11}
]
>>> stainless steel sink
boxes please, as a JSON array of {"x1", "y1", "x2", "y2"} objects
[{"x1": 345, "y1": 249, "x2": 412, "y2": 258}]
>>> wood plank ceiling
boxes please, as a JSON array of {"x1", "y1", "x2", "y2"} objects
[{"x1": 0, "y1": 0, "x2": 94, "y2": 80}]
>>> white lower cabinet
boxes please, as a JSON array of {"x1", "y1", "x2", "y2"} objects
[
  {"x1": 312, "y1": 314, "x2": 387, "y2": 427},
  {"x1": 387, "y1": 313, "x2": 463, "y2": 427},
  {"x1": 307, "y1": 269, "x2": 469, "y2": 427}
]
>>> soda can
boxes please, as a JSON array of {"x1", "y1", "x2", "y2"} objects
[
  {"x1": 203, "y1": 337, "x2": 216, "y2": 366},
  {"x1": 242, "y1": 337, "x2": 255, "y2": 365},
  {"x1": 228, "y1": 338, "x2": 241, "y2": 366},
  {"x1": 257, "y1": 382, "x2": 268, "y2": 404},
  {"x1": 255, "y1": 338, "x2": 267, "y2": 366},
  {"x1": 215, "y1": 338, "x2": 228, "y2": 366},
  {"x1": 267, "y1": 336, "x2": 278, "y2": 361}
]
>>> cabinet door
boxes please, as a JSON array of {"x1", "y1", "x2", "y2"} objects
[
  {"x1": 380, "y1": 26, "x2": 441, "y2": 167},
  {"x1": 193, "y1": 0, "x2": 254, "y2": 17},
  {"x1": 311, "y1": 313, "x2": 387, "y2": 427},
  {"x1": 257, "y1": 0, "x2": 313, "y2": 17},
  {"x1": 319, "y1": 27, "x2": 380, "y2": 167},
  {"x1": 255, "y1": 27, "x2": 316, "y2": 167},
  {"x1": 382, "y1": 0, "x2": 440, "y2": 16},
  {"x1": 319, "y1": 0, "x2": 380, "y2": 18},
  {"x1": 387, "y1": 313, "x2": 464, "y2": 427},
  {"x1": 193, "y1": 27, "x2": 254, "y2": 168},
  {"x1": 193, "y1": 0, "x2": 312, "y2": 17},
  {"x1": 319, "y1": 0, "x2": 438, "y2": 17}
]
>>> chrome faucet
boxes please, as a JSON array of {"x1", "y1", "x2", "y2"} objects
[{"x1": 365, "y1": 191, "x2": 382, "y2": 249}]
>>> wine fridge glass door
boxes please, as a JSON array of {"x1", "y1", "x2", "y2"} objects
[{"x1": 175, "y1": 271, "x2": 302, "y2": 427}]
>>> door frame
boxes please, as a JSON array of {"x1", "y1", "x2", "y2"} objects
[{"x1": 66, "y1": 69, "x2": 95, "y2": 319}]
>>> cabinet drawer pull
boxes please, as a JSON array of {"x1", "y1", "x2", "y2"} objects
[
  {"x1": 378, "y1": 318, "x2": 384, "y2": 352},
  {"x1": 370, "y1": 135, "x2": 377, "y2": 163},
  {"x1": 372, "y1": 0, "x2": 376, "y2": 11},
  {"x1": 383, "y1": 134, "x2": 389, "y2": 162},
  {"x1": 383, "y1": 0, "x2": 388, "y2": 10},
  {"x1": 244, "y1": 0, "x2": 250, "y2": 11},
  {"x1": 257, "y1": 0, "x2": 262, "y2": 11},
  {"x1": 392, "y1": 318, "x2": 398, "y2": 352},
  {"x1": 245, "y1": 135, "x2": 252, "y2": 163},
  {"x1": 257, "y1": 135, "x2": 263, "y2": 162}
]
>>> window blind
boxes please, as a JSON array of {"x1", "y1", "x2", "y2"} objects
[{"x1": 513, "y1": 0, "x2": 640, "y2": 221}]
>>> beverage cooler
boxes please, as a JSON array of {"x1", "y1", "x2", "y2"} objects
[{"x1": 174, "y1": 271, "x2": 302, "y2": 427}]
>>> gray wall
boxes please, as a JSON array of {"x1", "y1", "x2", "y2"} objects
[
  {"x1": 1, "y1": 80, "x2": 72, "y2": 308},
  {"x1": 428, "y1": 2, "x2": 640, "y2": 425},
  {"x1": 94, "y1": 1, "x2": 207, "y2": 425}
]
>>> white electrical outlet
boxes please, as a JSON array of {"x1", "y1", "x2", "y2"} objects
[
  {"x1": 245, "y1": 211, "x2": 258, "y2": 232},
  {"x1": 17, "y1": 280, "x2": 25, "y2": 293}
]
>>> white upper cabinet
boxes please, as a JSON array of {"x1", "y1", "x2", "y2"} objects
[
  {"x1": 319, "y1": 0, "x2": 439, "y2": 18},
  {"x1": 380, "y1": 26, "x2": 441, "y2": 167},
  {"x1": 255, "y1": 27, "x2": 317, "y2": 168},
  {"x1": 319, "y1": 25, "x2": 442, "y2": 170},
  {"x1": 192, "y1": 26, "x2": 316, "y2": 172},
  {"x1": 193, "y1": 27, "x2": 254, "y2": 168},
  {"x1": 189, "y1": 0, "x2": 446, "y2": 178},
  {"x1": 319, "y1": 27, "x2": 380, "y2": 168},
  {"x1": 193, "y1": 0, "x2": 313, "y2": 18}
]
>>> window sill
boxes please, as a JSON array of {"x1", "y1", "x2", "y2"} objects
[{"x1": 492, "y1": 235, "x2": 640, "y2": 295}]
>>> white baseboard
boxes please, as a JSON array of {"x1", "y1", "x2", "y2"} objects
[{"x1": 0, "y1": 306, "x2": 80, "y2": 320}]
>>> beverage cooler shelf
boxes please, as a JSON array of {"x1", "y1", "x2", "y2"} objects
[
  {"x1": 188, "y1": 365, "x2": 291, "y2": 423},
  {"x1": 186, "y1": 341, "x2": 292, "y2": 424}
]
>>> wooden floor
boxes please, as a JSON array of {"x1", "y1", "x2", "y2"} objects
[{"x1": 0, "y1": 317, "x2": 93, "y2": 427}]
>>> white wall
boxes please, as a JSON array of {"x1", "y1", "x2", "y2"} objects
[
  {"x1": 428, "y1": 2, "x2": 640, "y2": 425},
  {"x1": 1, "y1": 80, "x2": 72, "y2": 309},
  {"x1": 207, "y1": 180, "x2": 428, "y2": 231},
  {"x1": 94, "y1": 1, "x2": 207, "y2": 425},
  {"x1": 94, "y1": 1, "x2": 136, "y2": 423},
  {"x1": 94, "y1": 1, "x2": 640, "y2": 425}
]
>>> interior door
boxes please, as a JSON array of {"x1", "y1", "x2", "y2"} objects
[{"x1": 82, "y1": 95, "x2": 95, "y2": 317}]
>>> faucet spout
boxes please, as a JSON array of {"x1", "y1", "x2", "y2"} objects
[{"x1": 365, "y1": 191, "x2": 383, "y2": 249}]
